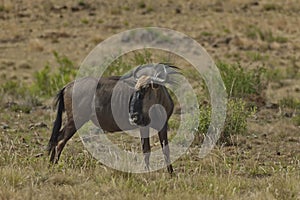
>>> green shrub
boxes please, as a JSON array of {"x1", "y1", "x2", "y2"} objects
[
  {"x1": 217, "y1": 62, "x2": 265, "y2": 99},
  {"x1": 0, "y1": 80, "x2": 40, "y2": 108},
  {"x1": 198, "y1": 104, "x2": 212, "y2": 135},
  {"x1": 1, "y1": 81, "x2": 22, "y2": 96},
  {"x1": 223, "y1": 99, "x2": 255, "y2": 140},
  {"x1": 132, "y1": 50, "x2": 153, "y2": 65},
  {"x1": 32, "y1": 51, "x2": 77, "y2": 97},
  {"x1": 103, "y1": 56, "x2": 133, "y2": 77},
  {"x1": 196, "y1": 99, "x2": 255, "y2": 144},
  {"x1": 195, "y1": 62, "x2": 263, "y2": 143},
  {"x1": 174, "y1": 62, "x2": 262, "y2": 144},
  {"x1": 0, "y1": 52, "x2": 76, "y2": 105}
]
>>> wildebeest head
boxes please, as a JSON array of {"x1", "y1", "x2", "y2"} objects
[{"x1": 126, "y1": 63, "x2": 179, "y2": 126}]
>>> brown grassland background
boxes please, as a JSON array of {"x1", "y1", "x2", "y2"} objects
[{"x1": 0, "y1": 0, "x2": 299, "y2": 199}]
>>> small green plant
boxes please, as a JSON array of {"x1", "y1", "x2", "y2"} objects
[
  {"x1": 103, "y1": 49, "x2": 153, "y2": 77},
  {"x1": 110, "y1": 8, "x2": 122, "y2": 15},
  {"x1": 9, "y1": 103, "x2": 32, "y2": 114},
  {"x1": 97, "y1": 19, "x2": 104, "y2": 24},
  {"x1": 123, "y1": 6, "x2": 130, "y2": 11},
  {"x1": 263, "y1": 3, "x2": 280, "y2": 11},
  {"x1": 246, "y1": 51, "x2": 268, "y2": 62},
  {"x1": 198, "y1": 104, "x2": 212, "y2": 135},
  {"x1": 78, "y1": 0, "x2": 86, "y2": 7},
  {"x1": 273, "y1": 36, "x2": 288, "y2": 43},
  {"x1": 168, "y1": 117, "x2": 180, "y2": 130},
  {"x1": 196, "y1": 99, "x2": 255, "y2": 144},
  {"x1": 145, "y1": 6, "x2": 154, "y2": 13},
  {"x1": 245, "y1": 25, "x2": 288, "y2": 43},
  {"x1": 201, "y1": 31, "x2": 213, "y2": 37},
  {"x1": 32, "y1": 51, "x2": 77, "y2": 97},
  {"x1": 198, "y1": 62, "x2": 264, "y2": 143},
  {"x1": 260, "y1": 30, "x2": 288, "y2": 43},
  {"x1": 286, "y1": 60, "x2": 300, "y2": 79},
  {"x1": 279, "y1": 97, "x2": 300, "y2": 110},
  {"x1": 246, "y1": 25, "x2": 262, "y2": 40},
  {"x1": 292, "y1": 114, "x2": 300, "y2": 126},
  {"x1": 0, "y1": 80, "x2": 40, "y2": 107},
  {"x1": 265, "y1": 68, "x2": 283, "y2": 81},
  {"x1": 124, "y1": 20, "x2": 129, "y2": 26},
  {"x1": 223, "y1": 99, "x2": 255, "y2": 141},
  {"x1": 217, "y1": 62, "x2": 265, "y2": 99},
  {"x1": 132, "y1": 50, "x2": 153, "y2": 65},
  {"x1": 81, "y1": 18, "x2": 89, "y2": 24},
  {"x1": 103, "y1": 56, "x2": 132, "y2": 77},
  {"x1": 1, "y1": 81, "x2": 23, "y2": 96},
  {"x1": 265, "y1": 64, "x2": 299, "y2": 81},
  {"x1": 138, "y1": 1, "x2": 146, "y2": 9}
]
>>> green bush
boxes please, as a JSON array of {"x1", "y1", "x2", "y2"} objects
[
  {"x1": 223, "y1": 99, "x2": 255, "y2": 139},
  {"x1": 196, "y1": 99, "x2": 255, "y2": 144},
  {"x1": 195, "y1": 62, "x2": 263, "y2": 143},
  {"x1": 103, "y1": 56, "x2": 132, "y2": 77},
  {"x1": 0, "y1": 51, "x2": 75, "y2": 106},
  {"x1": 217, "y1": 62, "x2": 265, "y2": 99},
  {"x1": 0, "y1": 80, "x2": 40, "y2": 109},
  {"x1": 32, "y1": 51, "x2": 77, "y2": 97},
  {"x1": 198, "y1": 104, "x2": 212, "y2": 135},
  {"x1": 0, "y1": 80, "x2": 29, "y2": 98}
]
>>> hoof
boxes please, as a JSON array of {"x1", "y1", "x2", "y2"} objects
[{"x1": 167, "y1": 165, "x2": 173, "y2": 174}]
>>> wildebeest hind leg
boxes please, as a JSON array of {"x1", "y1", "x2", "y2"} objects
[
  {"x1": 53, "y1": 118, "x2": 84, "y2": 163},
  {"x1": 49, "y1": 129, "x2": 63, "y2": 163}
]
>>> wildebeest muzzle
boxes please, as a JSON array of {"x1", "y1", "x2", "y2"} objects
[{"x1": 129, "y1": 87, "x2": 149, "y2": 126}]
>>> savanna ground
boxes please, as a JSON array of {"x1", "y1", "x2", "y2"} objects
[{"x1": 0, "y1": 0, "x2": 300, "y2": 199}]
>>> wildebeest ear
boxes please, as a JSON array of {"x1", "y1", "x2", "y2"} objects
[{"x1": 122, "y1": 79, "x2": 136, "y2": 89}]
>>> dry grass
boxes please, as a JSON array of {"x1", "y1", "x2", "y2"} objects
[
  {"x1": 0, "y1": 0, "x2": 300, "y2": 199},
  {"x1": 0, "y1": 100, "x2": 299, "y2": 199}
]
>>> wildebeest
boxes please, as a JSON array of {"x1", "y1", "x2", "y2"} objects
[{"x1": 47, "y1": 63, "x2": 179, "y2": 173}]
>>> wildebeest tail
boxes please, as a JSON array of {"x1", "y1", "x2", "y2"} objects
[{"x1": 47, "y1": 87, "x2": 65, "y2": 154}]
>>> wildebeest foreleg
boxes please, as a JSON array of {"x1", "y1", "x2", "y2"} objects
[
  {"x1": 140, "y1": 127, "x2": 150, "y2": 171},
  {"x1": 158, "y1": 124, "x2": 173, "y2": 174}
]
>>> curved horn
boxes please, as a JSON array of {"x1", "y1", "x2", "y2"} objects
[
  {"x1": 133, "y1": 65, "x2": 144, "y2": 81},
  {"x1": 162, "y1": 65, "x2": 168, "y2": 82},
  {"x1": 152, "y1": 64, "x2": 168, "y2": 83},
  {"x1": 133, "y1": 63, "x2": 180, "y2": 83}
]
